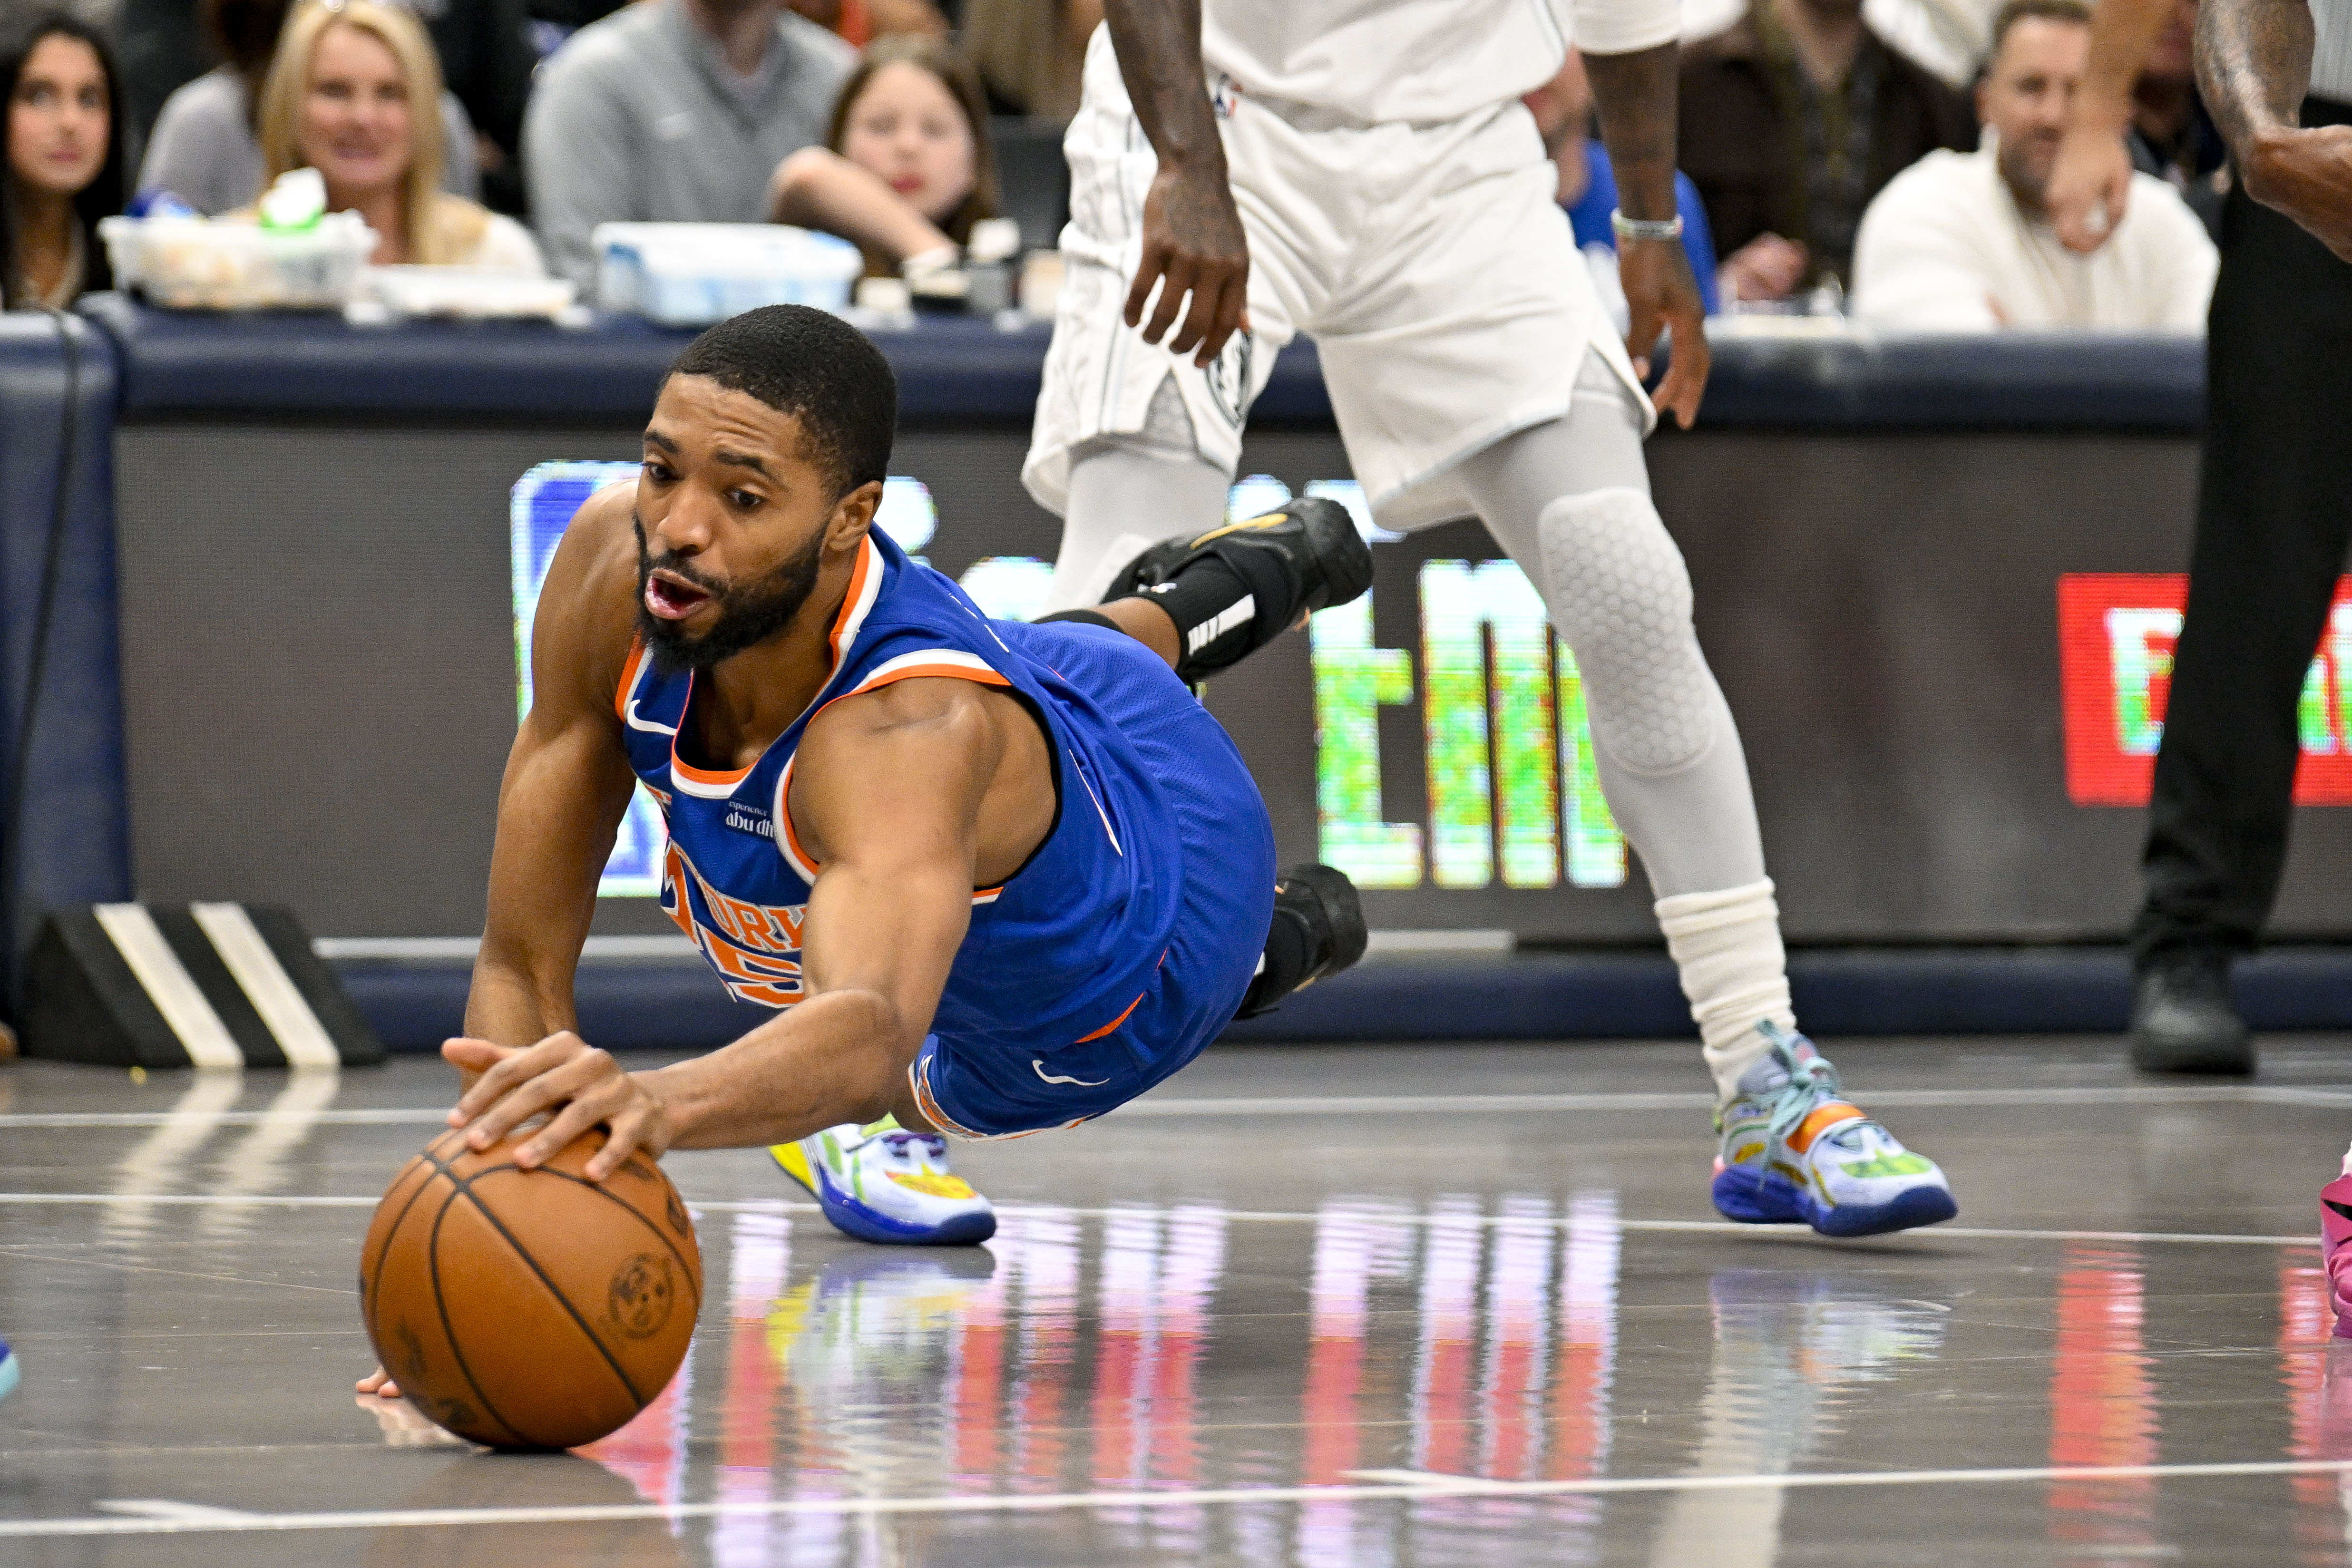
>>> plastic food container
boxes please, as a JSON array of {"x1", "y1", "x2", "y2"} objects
[
  {"x1": 98, "y1": 212, "x2": 378, "y2": 311},
  {"x1": 593, "y1": 223, "x2": 863, "y2": 326},
  {"x1": 356, "y1": 265, "x2": 579, "y2": 321}
]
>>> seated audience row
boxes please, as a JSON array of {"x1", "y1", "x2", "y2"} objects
[{"x1": 5, "y1": 0, "x2": 2229, "y2": 334}]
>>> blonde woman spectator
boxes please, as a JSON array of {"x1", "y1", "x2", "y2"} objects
[
  {"x1": 251, "y1": 0, "x2": 537, "y2": 269},
  {"x1": 139, "y1": 0, "x2": 479, "y2": 217},
  {"x1": 768, "y1": 36, "x2": 998, "y2": 273}
]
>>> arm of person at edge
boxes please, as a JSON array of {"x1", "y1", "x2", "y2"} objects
[
  {"x1": 2198, "y1": 0, "x2": 2352, "y2": 257},
  {"x1": 443, "y1": 675, "x2": 1019, "y2": 1179},
  {"x1": 2048, "y1": 0, "x2": 2173, "y2": 253},
  {"x1": 1104, "y1": 0, "x2": 1252, "y2": 365},
  {"x1": 1584, "y1": 44, "x2": 1712, "y2": 428}
]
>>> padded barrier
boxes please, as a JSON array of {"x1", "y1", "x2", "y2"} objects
[
  {"x1": 81, "y1": 295, "x2": 2203, "y2": 430},
  {"x1": 0, "y1": 313, "x2": 129, "y2": 1015},
  {"x1": 337, "y1": 945, "x2": 2352, "y2": 1053}
]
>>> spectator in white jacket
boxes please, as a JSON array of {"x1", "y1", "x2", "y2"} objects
[{"x1": 1850, "y1": 0, "x2": 2215, "y2": 329}]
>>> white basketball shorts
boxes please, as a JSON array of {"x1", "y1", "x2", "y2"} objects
[{"x1": 1023, "y1": 26, "x2": 1650, "y2": 532}]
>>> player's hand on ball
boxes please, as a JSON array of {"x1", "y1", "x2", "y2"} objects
[
  {"x1": 1618, "y1": 236, "x2": 1710, "y2": 430},
  {"x1": 441, "y1": 1032, "x2": 673, "y2": 1180}
]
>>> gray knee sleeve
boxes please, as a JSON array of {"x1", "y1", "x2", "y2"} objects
[{"x1": 1536, "y1": 487, "x2": 1716, "y2": 775}]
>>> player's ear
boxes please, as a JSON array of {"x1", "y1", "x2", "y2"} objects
[{"x1": 828, "y1": 479, "x2": 886, "y2": 551}]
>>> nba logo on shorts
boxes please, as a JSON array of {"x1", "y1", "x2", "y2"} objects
[{"x1": 1204, "y1": 330, "x2": 1255, "y2": 431}]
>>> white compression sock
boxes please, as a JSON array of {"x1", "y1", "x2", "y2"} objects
[
  {"x1": 1656, "y1": 878, "x2": 1799, "y2": 1102},
  {"x1": 1040, "y1": 377, "x2": 1230, "y2": 615}
]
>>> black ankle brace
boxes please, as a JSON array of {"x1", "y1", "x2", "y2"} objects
[{"x1": 1110, "y1": 554, "x2": 1268, "y2": 675}]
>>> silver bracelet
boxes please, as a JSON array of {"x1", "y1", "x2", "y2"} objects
[{"x1": 1610, "y1": 209, "x2": 1685, "y2": 243}]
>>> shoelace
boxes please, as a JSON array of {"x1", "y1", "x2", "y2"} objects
[
  {"x1": 1763, "y1": 1044, "x2": 1847, "y2": 1146},
  {"x1": 871, "y1": 1129, "x2": 949, "y2": 1166}
]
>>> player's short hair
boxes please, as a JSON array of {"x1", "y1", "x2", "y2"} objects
[
  {"x1": 665, "y1": 305, "x2": 898, "y2": 498},
  {"x1": 1988, "y1": 0, "x2": 2090, "y2": 56}
]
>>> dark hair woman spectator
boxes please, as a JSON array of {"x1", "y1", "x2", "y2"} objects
[
  {"x1": 768, "y1": 36, "x2": 1000, "y2": 274},
  {"x1": 0, "y1": 12, "x2": 121, "y2": 310}
]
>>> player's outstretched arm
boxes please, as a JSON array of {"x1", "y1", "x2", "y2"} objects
[
  {"x1": 445, "y1": 676, "x2": 1048, "y2": 1177},
  {"x1": 1104, "y1": 0, "x2": 1250, "y2": 364},
  {"x1": 2199, "y1": 0, "x2": 2352, "y2": 258},
  {"x1": 2049, "y1": 0, "x2": 2172, "y2": 252},
  {"x1": 468, "y1": 484, "x2": 643, "y2": 1056},
  {"x1": 1585, "y1": 43, "x2": 1712, "y2": 428}
]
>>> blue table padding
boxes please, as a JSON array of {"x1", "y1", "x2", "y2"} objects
[
  {"x1": 82, "y1": 294, "x2": 2202, "y2": 430},
  {"x1": 0, "y1": 313, "x2": 130, "y2": 1008},
  {"x1": 338, "y1": 944, "x2": 2352, "y2": 1053},
  {"x1": 81, "y1": 293, "x2": 1330, "y2": 424}
]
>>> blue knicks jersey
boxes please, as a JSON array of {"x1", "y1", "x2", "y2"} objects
[{"x1": 616, "y1": 529, "x2": 1187, "y2": 1053}]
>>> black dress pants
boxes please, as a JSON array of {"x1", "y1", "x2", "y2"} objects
[{"x1": 2134, "y1": 96, "x2": 2352, "y2": 966}]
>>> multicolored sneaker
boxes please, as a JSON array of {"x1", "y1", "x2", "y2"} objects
[
  {"x1": 771, "y1": 1119, "x2": 996, "y2": 1246},
  {"x1": 2322, "y1": 1174, "x2": 2352, "y2": 1338},
  {"x1": 0, "y1": 1338, "x2": 16, "y2": 1402},
  {"x1": 1712, "y1": 1026, "x2": 1956, "y2": 1238}
]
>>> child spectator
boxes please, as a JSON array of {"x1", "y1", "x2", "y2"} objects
[
  {"x1": 251, "y1": 0, "x2": 540, "y2": 270},
  {"x1": 768, "y1": 36, "x2": 998, "y2": 273},
  {"x1": 1849, "y1": 0, "x2": 2214, "y2": 329},
  {"x1": 140, "y1": 0, "x2": 482, "y2": 216},
  {"x1": 1, "y1": 12, "x2": 122, "y2": 309}
]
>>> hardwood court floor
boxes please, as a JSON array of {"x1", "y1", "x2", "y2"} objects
[{"x1": 3, "y1": 1037, "x2": 2352, "y2": 1565}]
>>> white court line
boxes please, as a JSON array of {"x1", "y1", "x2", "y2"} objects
[
  {"x1": 6, "y1": 1459, "x2": 2351, "y2": 1539},
  {"x1": 6, "y1": 1081, "x2": 2351, "y2": 1130},
  {"x1": 0, "y1": 1192, "x2": 2318, "y2": 1247}
]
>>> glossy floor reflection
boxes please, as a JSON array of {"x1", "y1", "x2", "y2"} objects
[{"x1": 6, "y1": 1038, "x2": 2352, "y2": 1564}]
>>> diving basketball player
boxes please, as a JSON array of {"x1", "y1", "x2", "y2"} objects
[
  {"x1": 1025, "y1": 0, "x2": 1959, "y2": 1236},
  {"x1": 369, "y1": 302, "x2": 1364, "y2": 1374}
]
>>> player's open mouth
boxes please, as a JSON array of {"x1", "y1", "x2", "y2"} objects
[{"x1": 644, "y1": 571, "x2": 713, "y2": 621}]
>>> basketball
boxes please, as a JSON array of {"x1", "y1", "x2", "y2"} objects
[{"x1": 358, "y1": 1128, "x2": 703, "y2": 1451}]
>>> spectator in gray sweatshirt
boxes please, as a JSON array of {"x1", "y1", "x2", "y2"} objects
[{"x1": 522, "y1": 0, "x2": 855, "y2": 289}]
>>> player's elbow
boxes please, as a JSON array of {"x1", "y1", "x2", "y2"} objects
[{"x1": 826, "y1": 987, "x2": 928, "y2": 1121}]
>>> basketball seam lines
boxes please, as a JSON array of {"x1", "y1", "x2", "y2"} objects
[
  {"x1": 425, "y1": 1149, "x2": 652, "y2": 1412},
  {"x1": 423, "y1": 1177, "x2": 532, "y2": 1448},
  {"x1": 524, "y1": 1166, "x2": 704, "y2": 1317},
  {"x1": 360, "y1": 1136, "x2": 453, "y2": 1315}
]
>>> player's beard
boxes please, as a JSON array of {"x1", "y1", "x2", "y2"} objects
[{"x1": 634, "y1": 514, "x2": 830, "y2": 673}]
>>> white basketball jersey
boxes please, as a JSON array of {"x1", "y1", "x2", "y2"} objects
[
  {"x1": 1201, "y1": 0, "x2": 1575, "y2": 123},
  {"x1": 2314, "y1": 0, "x2": 2352, "y2": 100}
]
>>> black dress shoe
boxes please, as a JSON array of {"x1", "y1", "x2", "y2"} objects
[{"x1": 2130, "y1": 951, "x2": 2254, "y2": 1075}]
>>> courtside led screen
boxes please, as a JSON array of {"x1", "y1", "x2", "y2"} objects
[
  {"x1": 513, "y1": 464, "x2": 1628, "y2": 899},
  {"x1": 2058, "y1": 573, "x2": 2352, "y2": 807}
]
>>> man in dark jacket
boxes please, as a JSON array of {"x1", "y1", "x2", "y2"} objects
[{"x1": 1680, "y1": 0, "x2": 1976, "y2": 303}]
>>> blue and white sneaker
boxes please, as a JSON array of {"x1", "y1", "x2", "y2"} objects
[
  {"x1": 0, "y1": 1339, "x2": 17, "y2": 1402},
  {"x1": 1712, "y1": 1026, "x2": 1957, "y2": 1237},
  {"x1": 771, "y1": 1119, "x2": 996, "y2": 1246}
]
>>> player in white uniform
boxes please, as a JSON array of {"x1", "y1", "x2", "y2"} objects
[{"x1": 1018, "y1": 0, "x2": 1960, "y2": 1237}]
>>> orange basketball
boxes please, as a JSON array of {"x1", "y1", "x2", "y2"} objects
[{"x1": 359, "y1": 1127, "x2": 703, "y2": 1450}]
